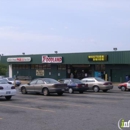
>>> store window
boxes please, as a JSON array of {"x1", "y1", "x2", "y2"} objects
[
  {"x1": 58, "y1": 64, "x2": 66, "y2": 70},
  {"x1": 31, "y1": 64, "x2": 51, "y2": 69},
  {"x1": 95, "y1": 64, "x2": 105, "y2": 71},
  {"x1": 12, "y1": 64, "x2": 30, "y2": 69}
]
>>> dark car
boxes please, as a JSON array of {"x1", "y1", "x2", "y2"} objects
[
  {"x1": 19, "y1": 78, "x2": 67, "y2": 96},
  {"x1": 58, "y1": 78, "x2": 88, "y2": 94}
]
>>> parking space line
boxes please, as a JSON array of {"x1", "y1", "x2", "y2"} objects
[{"x1": 0, "y1": 103, "x2": 55, "y2": 113}]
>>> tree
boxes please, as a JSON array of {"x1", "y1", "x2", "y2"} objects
[{"x1": 0, "y1": 63, "x2": 7, "y2": 75}]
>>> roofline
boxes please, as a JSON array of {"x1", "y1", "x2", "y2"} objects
[{"x1": 1, "y1": 50, "x2": 130, "y2": 57}]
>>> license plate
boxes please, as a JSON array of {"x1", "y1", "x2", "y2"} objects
[{"x1": 6, "y1": 91, "x2": 11, "y2": 94}]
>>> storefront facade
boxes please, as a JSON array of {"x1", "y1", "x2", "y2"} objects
[{"x1": 1, "y1": 50, "x2": 130, "y2": 82}]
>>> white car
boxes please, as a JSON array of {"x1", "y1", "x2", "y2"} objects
[{"x1": 0, "y1": 79, "x2": 16, "y2": 100}]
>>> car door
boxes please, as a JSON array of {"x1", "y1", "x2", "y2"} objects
[
  {"x1": 26, "y1": 79, "x2": 37, "y2": 92},
  {"x1": 34, "y1": 79, "x2": 45, "y2": 92},
  {"x1": 83, "y1": 79, "x2": 95, "y2": 90}
]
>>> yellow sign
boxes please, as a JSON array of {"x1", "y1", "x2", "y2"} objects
[{"x1": 88, "y1": 55, "x2": 108, "y2": 61}]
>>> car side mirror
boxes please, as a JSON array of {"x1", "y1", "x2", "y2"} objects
[
  {"x1": 8, "y1": 82, "x2": 12, "y2": 84},
  {"x1": 27, "y1": 83, "x2": 30, "y2": 85}
]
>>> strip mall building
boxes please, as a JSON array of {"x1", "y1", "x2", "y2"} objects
[{"x1": 1, "y1": 50, "x2": 130, "y2": 82}]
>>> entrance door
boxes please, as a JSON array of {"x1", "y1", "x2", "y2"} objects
[
  {"x1": 111, "y1": 69, "x2": 121, "y2": 82},
  {"x1": 50, "y1": 64, "x2": 58, "y2": 80}
]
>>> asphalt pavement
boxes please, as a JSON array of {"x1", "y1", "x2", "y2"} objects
[{"x1": 0, "y1": 86, "x2": 129, "y2": 130}]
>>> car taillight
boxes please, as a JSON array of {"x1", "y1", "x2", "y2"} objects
[
  {"x1": 11, "y1": 86, "x2": 15, "y2": 89},
  {"x1": 77, "y1": 84, "x2": 85, "y2": 88},
  {"x1": 0, "y1": 86, "x2": 3, "y2": 90}
]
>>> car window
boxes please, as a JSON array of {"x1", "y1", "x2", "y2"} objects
[
  {"x1": 44, "y1": 78, "x2": 59, "y2": 84},
  {"x1": 85, "y1": 79, "x2": 95, "y2": 82},
  {"x1": 37, "y1": 80, "x2": 44, "y2": 84},
  {"x1": 8, "y1": 78, "x2": 14, "y2": 81},
  {"x1": 64, "y1": 80, "x2": 70, "y2": 84},
  {"x1": 81, "y1": 80, "x2": 87, "y2": 82},
  {"x1": 0, "y1": 79, "x2": 8, "y2": 84},
  {"x1": 30, "y1": 80, "x2": 37, "y2": 85},
  {"x1": 95, "y1": 77, "x2": 105, "y2": 82},
  {"x1": 58, "y1": 79, "x2": 64, "y2": 83},
  {"x1": 71, "y1": 79, "x2": 82, "y2": 83}
]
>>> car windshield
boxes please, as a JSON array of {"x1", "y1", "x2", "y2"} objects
[
  {"x1": 0, "y1": 79, "x2": 8, "y2": 84},
  {"x1": 44, "y1": 78, "x2": 60, "y2": 84},
  {"x1": 71, "y1": 79, "x2": 82, "y2": 83},
  {"x1": 95, "y1": 77, "x2": 105, "y2": 82},
  {"x1": 8, "y1": 78, "x2": 14, "y2": 81}
]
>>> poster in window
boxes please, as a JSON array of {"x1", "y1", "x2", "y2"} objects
[{"x1": 36, "y1": 70, "x2": 44, "y2": 76}]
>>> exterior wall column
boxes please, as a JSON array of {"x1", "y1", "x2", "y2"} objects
[{"x1": 9, "y1": 64, "x2": 12, "y2": 78}]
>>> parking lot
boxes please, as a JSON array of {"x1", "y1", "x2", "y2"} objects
[{"x1": 0, "y1": 86, "x2": 130, "y2": 130}]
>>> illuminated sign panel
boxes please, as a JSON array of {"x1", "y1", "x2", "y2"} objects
[
  {"x1": 88, "y1": 55, "x2": 108, "y2": 61},
  {"x1": 42, "y1": 55, "x2": 62, "y2": 63}
]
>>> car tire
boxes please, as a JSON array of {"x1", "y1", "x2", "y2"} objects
[
  {"x1": 103, "y1": 90, "x2": 108, "y2": 92},
  {"x1": 57, "y1": 92, "x2": 63, "y2": 96},
  {"x1": 5, "y1": 96, "x2": 12, "y2": 100},
  {"x1": 21, "y1": 87, "x2": 27, "y2": 94},
  {"x1": 68, "y1": 88, "x2": 74, "y2": 94},
  {"x1": 93, "y1": 86, "x2": 99, "y2": 92},
  {"x1": 121, "y1": 86, "x2": 126, "y2": 91},
  {"x1": 43, "y1": 88, "x2": 49, "y2": 96}
]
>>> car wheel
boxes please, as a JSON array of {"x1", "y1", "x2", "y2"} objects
[
  {"x1": 5, "y1": 96, "x2": 12, "y2": 100},
  {"x1": 43, "y1": 88, "x2": 49, "y2": 96},
  {"x1": 57, "y1": 92, "x2": 63, "y2": 96},
  {"x1": 21, "y1": 87, "x2": 27, "y2": 94},
  {"x1": 68, "y1": 88, "x2": 74, "y2": 94},
  {"x1": 121, "y1": 86, "x2": 126, "y2": 91},
  {"x1": 103, "y1": 90, "x2": 108, "y2": 92},
  {"x1": 93, "y1": 86, "x2": 99, "y2": 92}
]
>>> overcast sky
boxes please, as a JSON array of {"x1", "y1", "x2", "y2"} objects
[{"x1": 0, "y1": 0, "x2": 130, "y2": 55}]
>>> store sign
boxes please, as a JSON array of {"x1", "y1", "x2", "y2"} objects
[
  {"x1": 7, "y1": 57, "x2": 31, "y2": 62},
  {"x1": 88, "y1": 55, "x2": 108, "y2": 61},
  {"x1": 42, "y1": 55, "x2": 62, "y2": 63}
]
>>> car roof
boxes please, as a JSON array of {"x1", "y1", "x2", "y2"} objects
[
  {"x1": 33, "y1": 78, "x2": 57, "y2": 80},
  {"x1": 82, "y1": 77, "x2": 96, "y2": 80},
  {"x1": 58, "y1": 78, "x2": 81, "y2": 80}
]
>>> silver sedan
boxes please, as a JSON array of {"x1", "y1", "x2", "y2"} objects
[{"x1": 81, "y1": 77, "x2": 113, "y2": 92}]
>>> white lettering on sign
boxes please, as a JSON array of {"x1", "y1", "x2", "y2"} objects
[
  {"x1": 7, "y1": 57, "x2": 31, "y2": 62},
  {"x1": 42, "y1": 56, "x2": 62, "y2": 63}
]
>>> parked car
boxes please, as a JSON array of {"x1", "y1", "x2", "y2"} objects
[
  {"x1": 0, "y1": 79, "x2": 16, "y2": 100},
  {"x1": 19, "y1": 78, "x2": 67, "y2": 96},
  {"x1": 81, "y1": 77, "x2": 113, "y2": 92},
  {"x1": 58, "y1": 78, "x2": 88, "y2": 94},
  {"x1": 118, "y1": 80, "x2": 130, "y2": 91},
  {"x1": 4, "y1": 77, "x2": 21, "y2": 86}
]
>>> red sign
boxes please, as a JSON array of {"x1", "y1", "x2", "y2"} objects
[{"x1": 42, "y1": 56, "x2": 62, "y2": 63}]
